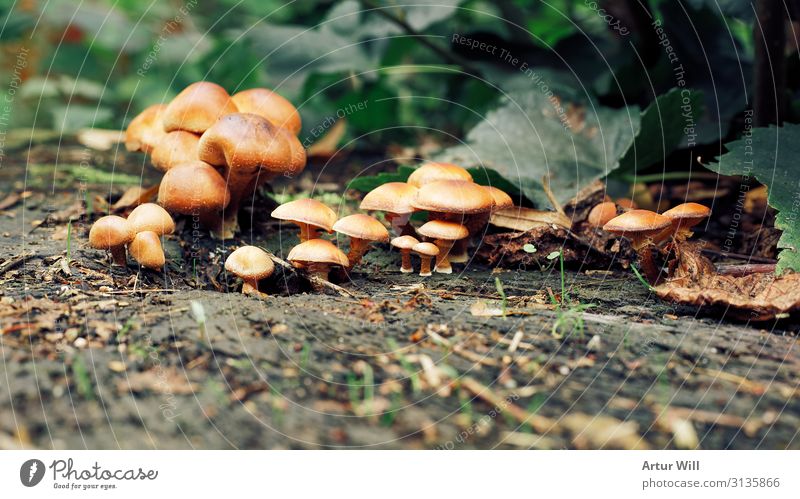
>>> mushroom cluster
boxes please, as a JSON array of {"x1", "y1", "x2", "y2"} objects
[
  {"x1": 89, "y1": 203, "x2": 174, "y2": 270},
  {"x1": 125, "y1": 81, "x2": 306, "y2": 239},
  {"x1": 359, "y1": 162, "x2": 514, "y2": 274},
  {"x1": 599, "y1": 202, "x2": 711, "y2": 284}
]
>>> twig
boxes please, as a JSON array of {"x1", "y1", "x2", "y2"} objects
[
  {"x1": 265, "y1": 251, "x2": 356, "y2": 298},
  {"x1": 459, "y1": 377, "x2": 557, "y2": 434},
  {"x1": 0, "y1": 252, "x2": 36, "y2": 276},
  {"x1": 541, "y1": 175, "x2": 566, "y2": 217},
  {"x1": 716, "y1": 263, "x2": 776, "y2": 276}
]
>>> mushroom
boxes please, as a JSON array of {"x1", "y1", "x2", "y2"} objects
[
  {"x1": 390, "y1": 235, "x2": 420, "y2": 273},
  {"x1": 125, "y1": 104, "x2": 167, "y2": 154},
  {"x1": 359, "y1": 182, "x2": 418, "y2": 236},
  {"x1": 616, "y1": 198, "x2": 638, "y2": 211},
  {"x1": 662, "y1": 202, "x2": 710, "y2": 242},
  {"x1": 603, "y1": 209, "x2": 673, "y2": 284},
  {"x1": 162, "y1": 81, "x2": 238, "y2": 134},
  {"x1": 150, "y1": 131, "x2": 200, "y2": 172},
  {"x1": 271, "y1": 198, "x2": 337, "y2": 242},
  {"x1": 89, "y1": 215, "x2": 134, "y2": 266},
  {"x1": 416, "y1": 220, "x2": 469, "y2": 274},
  {"x1": 127, "y1": 203, "x2": 175, "y2": 236},
  {"x1": 407, "y1": 162, "x2": 472, "y2": 187},
  {"x1": 587, "y1": 201, "x2": 618, "y2": 228},
  {"x1": 287, "y1": 239, "x2": 350, "y2": 290},
  {"x1": 412, "y1": 180, "x2": 494, "y2": 263},
  {"x1": 485, "y1": 186, "x2": 514, "y2": 213},
  {"x1": 412, "y1": 242, "x2": 439, "y2": 277},
  {"x1": 199, "y1": 113, "x2": 306, "y2": 236},
  {"x1": 224, "y1": 246, "x2": 275, "y2": 298},
  {"x1": 128, "y1": 231, "x2": 165, "y2": 270},
  {"x1": 332, "y1": 214, "x2": 389, "y2": 268},
  {"x1": 231, "y1": 88, "x2": 302, "y2": 135},
  {"x1": 157, "y1": 161, "x2": 231, "y2": 238}
]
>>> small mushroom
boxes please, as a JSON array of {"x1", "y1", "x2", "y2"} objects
[
  {"x1": 603, "y1": 209, "x2": 673, "y2": 284},
  {"x1": 412, "y1": 180, "x2": 494, "y2": 263},
  {"x1": 150, "y1": 131, "x2": 200, "y2": 172},
  {"x1": 128, "y1": 231, "x2": 165, "y2": 270},
  {"x1": 412, "y1": 242, "x2": 439, "y2": 277},
  {"x1": 199, "y1": 113, "x2": 306, "y2": 236},
  {"x1": 271, "y1": 199, "x2": 337, "y2": 242},
  {"x1": 359, "y1": 182, "x2": 418, "y2": 236},
  {"x1": 127, "y1": 203, "x2": 175, "y2": 236},
  {"x1": 224, "y1": 246, "x2": 275, "y2": 298},
  {"x1": 616, "y1": 198, "x2": 638, "y2": 211},
  {"x1": 231, "y1": 88, "x2": 302, "y2": 135},
  {"x1": 162, "y1": 81, "x2": 238, "y2": 134},
  {"x1": 390, "y1": 235, "x2": 420, "y2": 273},
  {"x1": 89, "y1": 215, "x2": 134, "y2": 266},
  {"x1": 587, "y1": 201, "x2": 618, "y2": 228},
  {"x1": 417, "y1": 220, "x2": 469, "y2": 274},
  {"x1": 485, "y1": 186, "x2": 514, "y2": 213},
  {"x1": 287, "y1": 239, "x2": 350, "y2": 290},
  {"x1": 407, "y1": 162, "x2": 472, "y2": 187},
  {"x1": 125, "y1": 104, "x2": 167, "y2": 154},
  {"x1": 662, "y1": 202, "x2": 710, "y2": 242},
  {"x1": 332, "y1": 214, "x2": 389, "y2": 268},
  {"x1": 157, "y1": 161, "x2": 231, "y2": 238}
]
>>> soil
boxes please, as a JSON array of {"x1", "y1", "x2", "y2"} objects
[{"x1": 0, "y1": 143, "x2": 798, "y2": 450}]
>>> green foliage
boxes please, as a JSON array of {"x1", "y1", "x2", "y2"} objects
[
  {"x1": 710, "y1": 124, "x2": 800, "y2": 274},
  {"x1": 346, "y1": 165, "x2": 414, "y2": 192}
]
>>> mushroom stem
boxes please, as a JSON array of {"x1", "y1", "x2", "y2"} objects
[
  {"x1": 636, "y1": 244, "x2": 661, "y2": 285},
  {"x1": 197, "y1": 210, "x2": 231, "y2": 240},
  {"x1": 298, "y1": 223, "x2": 321, "y2": 242},
  {"x1": 109, "y1": 245, "x2": 127, "y2": 266},
  {"x1": 449, "y1": 238, "x2": 469, "y2": 263},
  {"x1": 400, "y1": 249, "x2": 413, "y2": 273},
  {"x1": 346, "y1": 238, "x2": 370, "y2": 268},
  {"x1": 306, "y1": 262, "x2": 331, "y2": 291},
  {"x1": 240, "y1": 278, "x2": 268, "y2": 298},
  {"x1": 419, "y1": 256, "x2": 433, "y2": 276},
  {"x1": 433, "y1": 239, "x2": 455, "y2": 274}
]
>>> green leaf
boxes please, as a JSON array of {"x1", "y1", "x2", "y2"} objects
[
  {"x1": 347, "y1": 165, "x2": 415, "y2": 192},
  {"x1": 709, "y1": 124, "x2": 800, "y2": 273},
  {"x1": 616, "y1": 88, "x2": 704, "y2": 176},
  {"x1": 467, "y1": 167, "x2": 525, "y2": 200}
]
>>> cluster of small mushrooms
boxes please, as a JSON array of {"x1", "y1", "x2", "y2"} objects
[{"x1": 587, "y1": 199, "x2": 711, "y2": 285}]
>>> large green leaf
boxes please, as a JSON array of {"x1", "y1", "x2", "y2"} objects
[
  {"x1": 435, "y1": 88, "x2": 641, "y2": 206},
  {"x1": 709, "y1": 124, "x2": 800, "y2": 274}
]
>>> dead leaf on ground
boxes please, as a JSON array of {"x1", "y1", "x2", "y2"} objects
[
  {"x1": 489, "y1": 206, "x2": 570, "y2": 232},
  {"x1": 76, "y1": 128, "x2": 125, "y2": 151},
  {"x1": 562, "y1": 413, "x2": 649, "y2": 450},
  {"x1": 111, "y1": 184, "x2": 159, "y2": 212},
  {"x1": 307, "y1": 119, "x2": 347, "y2": 159},
  {"x1": 118, "y1": 368, "x2": 197, "y2": 395}
]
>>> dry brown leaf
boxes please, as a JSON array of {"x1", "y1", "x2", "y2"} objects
[
  {"x1": 470, "y1": 300, "x2": 504, "y2": 317},
  {"x1": 562, "y1": 413, "x2": 649, "y2": 450},
  {"x1": 307, "y1": 119, "x2": 347, "y2": 159},
  {"x1": 111, "y1": 184, "x2": 159, "y2": 212},
  {"x1": 489, "y1": 206, "x2": 571, "y2": 232},
  {"x1": 76, "y1": 128, "x2": 125, "y2": 151},
  {"x1": 119, "y1": 368, "x2": 197, "y2": 395}
]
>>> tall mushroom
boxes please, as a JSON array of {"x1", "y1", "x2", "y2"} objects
[
  {"x1": 125, "y1": 104, "x2": 167, "y2": 154},
  {"x1": 412, "y1": 242, "x2": 439, "y2": 277},
  {"x1": 199, "y1": 113, "x2": 306, "y2": 236},
  {"x1": 287, "y1": 239, "x2": 349, "y2": 290},
  {"x1": 416, "y1": 220, "x2": 469, "y2": 274},
  {"x1": 157, "y1": 161, "x2": 231, "y2": 238},
  {"x1": 359, "y1": 182, "x2": 418, "y2": 236},
  {"x1": 390, "y1": 235, "x2": 419, "y2": 273},
  {"x1": 662, "y1": 202, "x2": 710, "y2": 243},
  {"x1": 332, "y1": 214, "x2": 389, "y2": 268},
  {"x1": 412, "y1": 180, "x2": 494, "y2": 263},
  {"x1": 128, "y1": 231, "x2": 165, "y2": 270},
  {"x1": 407, "y1": 162, "x2": 472, "y2": 187},
  {"x1": 89, "y1": 215, "x2": 134, "y2": 266},
  {"x1": 231, "y1": 88, "x2": 302, "y2": 135},
  {"x1": 162, "y1": 81, "x2": 238, "y2": 134},
  {"x1": 150, "y1": 131, "x2": 200, "y2": 172},
  {"x1": 603, "y1": 209, "x2": 673, "y2": 284},
  {"x1": 224, "y1": 246, "x2": 275, "y2": 298},
  {"x1": 271, "y1": 198, "x2": 337, "y2": 242}
]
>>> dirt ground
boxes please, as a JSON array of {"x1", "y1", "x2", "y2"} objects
[{"x1": 0, "y1": 143, "x2": 798, "y2": 450}]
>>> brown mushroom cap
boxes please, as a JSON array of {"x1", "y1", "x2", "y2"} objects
[
  {"x1": 157, "y1": 161, "x2": 231, "y2": 214},
  {"x1": 89, "y1": 215, "x2": 134, "y2": 249},
  {"x1": 412, "y1": 180, "x2": 495, "y2": 216},
  {"x1": 412, "y1": 242, "x2": 439, "y2": 256},
  {"x1": 198, "y1": 113, "x2": 306, "y2": 178},
  {"x1": 287, "y1": 239, "x2": 349, "y2": 268},
  {"x1": 125, "y1": 104, "x2": 167, "y2": 153},
  {"x1": 150, "y1": 131, "x2": 200, "y2": 172},
  {"x1": 391, "y1": 235, "x2": 420, "y2": 250},
  {"x1": 359, "y1": 182, "x2": 418, "y2": 214},
  {"x1": 127, "y1": 203, "x2": 175, "y2": 235},
  {"x1": 332, "y1": 214, "x2": 389, "y2": 242},
  {"x1": 485, "y1": 186, "x2": 513, "y2": 211},
  {"x1": 603, "y1": 209, "x2": 672, "y2": 239},
  {"x1": 225, "y1": 246, "x2": 275, "y2": 280},
  {"x1": 587, "y1": 201, "x2": 618, "y2": 228},
  {"x1": 128, "y1": 231, "x2": 165, "y2": 270},
  {"x1": 271, "y1": 199, "x2": 338, "y2": 233},
  {"x1": 662, "y1": 202, "x2": 710, "y2": 228},
  {"x1": 417, "y1": 220, "x2": 469, "y2": 241},
  {"x1": 231, "y1": 88, "x2": 302, "y2": 135},
  {"x1": 407, "y1": 162, "x2": 472, "y2": 187},
  {"x1": 162, "y1": 81, "x2": 238, "y2": 133}
]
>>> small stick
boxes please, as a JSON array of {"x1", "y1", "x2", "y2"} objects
[
  {"x1": 0, "y1": 252, "x2": 36, "y2": 276},
  {"x1": 716, "y1": 263, "x2": 776, "y2": 277},
  {"x1": 541, "y1": 175, "x2": 567, "y2": 218},
  {"x1": 459, "y1": 377, "x2": 557, "y2": 434},
  {"x1": 265, "y1": 250, "x2": 356, "y2": 298}
]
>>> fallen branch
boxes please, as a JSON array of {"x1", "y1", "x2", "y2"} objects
[
  {"x1": 459, "y1": 376, "x2": 557, "y2": 434},
  {"x1": 0, "y1": 252, "x2": 36, "y2": 276}
]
